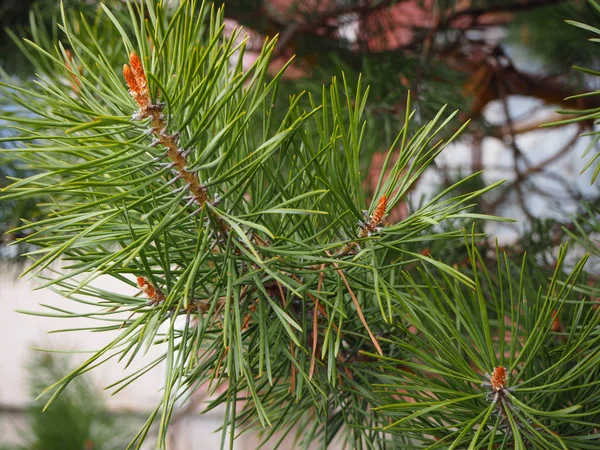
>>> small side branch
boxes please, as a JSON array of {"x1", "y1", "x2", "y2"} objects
[
  {"x1": 124, "y1": 52, "x2": 225, "y2": 228},
  {"x1": 336, "y1": 193, "x2": 388, "y2": 257}
]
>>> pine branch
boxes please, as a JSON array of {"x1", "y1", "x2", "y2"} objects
[{"x1": 2, "y1": 2, "x2": 600, "y2": 449}]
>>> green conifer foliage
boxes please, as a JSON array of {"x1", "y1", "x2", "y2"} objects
[{"x1": 1, "y1": 1, "x2": 599, "y2": 449}]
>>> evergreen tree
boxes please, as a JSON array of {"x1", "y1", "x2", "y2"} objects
[{"x1": 1, "y1": 1, "x2": 600, "y2": 449}]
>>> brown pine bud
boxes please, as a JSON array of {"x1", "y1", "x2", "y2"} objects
[
  {"x1": 123, "y1": 64, "x2": 139, "y2": 93},
  {"x1": 490, "y1": 366, "x2": 507, "y2": 391},
  {"x1": 137, "y1": 276, "x2": 165, "y2": 304},
  {"x1": 370, "y1": 194, "x2": 387, "y2": 228},
  {"x1": 129, "y1": 52, "x2": 147, "y2": 89}
]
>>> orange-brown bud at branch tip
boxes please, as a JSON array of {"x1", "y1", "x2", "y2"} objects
[
  {"x1": 137, "y1": 276, "x2": 165, "y2": 304},
  {"x1": 123, "y1": 64, "x2": 139, "y2": 93},
  {"x1": 123, "y1": 52, "x2": 149, "y2": 109},
  {"x1": 129, "y1": 52, "x2": 147, "y2": 87},
  {"x1": 371, "y1": 194, "x2": 387, "y2": 228},
  {"x1": 490, "y1": 366, "x2": 507, "y2": 391},
  {"x1": 351, "y1": 193, "x2": 389, "y2": 243}
]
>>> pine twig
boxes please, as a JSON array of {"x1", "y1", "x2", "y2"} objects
[{"x1": 123, "y1": 52, "x2": 227, "y2": 232}]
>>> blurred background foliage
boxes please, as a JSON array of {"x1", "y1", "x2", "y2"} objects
[{"x1": 0, "y1": 351, "x2": 135, "y2": 450}]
